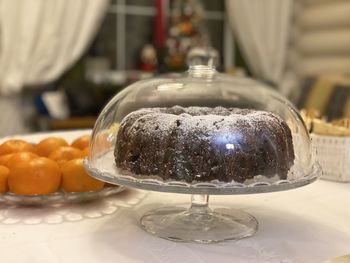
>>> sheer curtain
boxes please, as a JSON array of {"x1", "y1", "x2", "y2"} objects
[
  {"x1": 225, "y1": 0, "x2": 293, "y2": 88},
  {"x1": 0, "y1": 0, "x2": 109, "y2": 94},
  {"x1": 0, "y1": 0, "x2": 109, "y2": 136}
]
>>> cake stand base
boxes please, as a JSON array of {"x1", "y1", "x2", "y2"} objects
[{"x1": 141, "y1": 195, "x2": 258, "y2": 243}]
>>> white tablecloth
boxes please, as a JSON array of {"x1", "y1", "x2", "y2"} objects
[{"x1": 0, "y1": 131, "x2": 349, "y2": 263}]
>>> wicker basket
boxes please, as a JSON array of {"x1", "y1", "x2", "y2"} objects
[{"x1": 311, "y1": 134, "x2": 350, "y2": 182}]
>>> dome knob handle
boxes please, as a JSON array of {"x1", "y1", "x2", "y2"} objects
[
  {"x1": 187, "y1": 46, "x2": 219, "y2": 68},
  {"x1": 187, "y1": 47, "x2": 219, "y2": 79}
]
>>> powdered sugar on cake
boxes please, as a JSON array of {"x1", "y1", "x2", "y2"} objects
[{"x1": 115, "y1": 106, "x2": 295, "y2": 183}]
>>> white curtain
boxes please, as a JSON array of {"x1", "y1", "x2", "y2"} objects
[
  {"x1": 0, "y1": 0, "x2": 109, "y2": 136},
  {"x1": 225, "y1": 0, "x2": 293, "y2": 86},
  {"x1": 0, "y1": 96, "x2": 30, "y2": 137},
  {"x1": 0, "y1": 0, "x2": 109, "y2": 95}
]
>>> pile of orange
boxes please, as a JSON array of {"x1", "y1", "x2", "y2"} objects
[{"x1": 0, "y1": 135, "x2": 107, "y2": 195}]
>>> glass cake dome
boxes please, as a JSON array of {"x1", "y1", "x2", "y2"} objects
[
  {"x1": 85, "y1": 59, "x2": 320, "y2": 243},
  {"x1": 87, "y1": 64, "x2": 319, "y2": 189}
]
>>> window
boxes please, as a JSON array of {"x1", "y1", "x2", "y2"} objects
[{"x1": 90, "y1": 0, "x2": 234, "y2": 71}]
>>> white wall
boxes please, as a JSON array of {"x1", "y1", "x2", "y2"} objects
[{"x1": 297, "y1": 0, "x2": 350, "y2": 75}]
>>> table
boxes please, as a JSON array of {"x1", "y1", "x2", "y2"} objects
[{"x1": 0, "y1": 131, "x2": 349, "y2": 263}]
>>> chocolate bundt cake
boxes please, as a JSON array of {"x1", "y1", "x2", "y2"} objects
[{"x1": 114, "y1": 106, "x2": 294, "y2": 183}]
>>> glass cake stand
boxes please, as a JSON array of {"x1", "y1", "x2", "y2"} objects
[
  {"x1": 85, "y1": 60, "x2": 321, "y2": 243},
  {"x1": 85, "y1": 151, "x2": 320, "y2": 243}
]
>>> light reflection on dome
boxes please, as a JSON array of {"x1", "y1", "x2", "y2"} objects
[
  {"x1": 213, "y1": 133, "x2": 243, "y2": 151},
  {"x1": 226, "y1": 143, "x2": 235, "y2": 150}
]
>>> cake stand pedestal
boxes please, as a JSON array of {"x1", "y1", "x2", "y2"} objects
[
  {"x1": 141, "y1": 194, "x2": 257, "y2": 243},
  {"x1": 84, "y1": 151, "x2": 319, "y2": 243}
]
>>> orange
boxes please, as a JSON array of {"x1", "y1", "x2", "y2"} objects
[
  {"x1": 71, "y1": 135, "x2": 90, "y2": 150},
  {"x1": 36, "y1": 137, "x2": 68, "y2": 157},
  {"x1": 0, "y1": 139, "x2": 36, "y2": 155},
  {"x1": 0, "y1": 154, "x2": 14, "y2": 166},
  {"x1": 8, "y1": 157, "x2": 61, "y2": 195},
  {"x1": 5, "y1": 152, "x2": 38, "y2": 169},
  {"x1": 0, "y1": 165, "x2": 10, "y2": 193},
  {"x1": 81, "y1": 147, "x2": 90, "y2": 157},
  {"x1": 48, "y1": 146, "x2": 83, "y2": 165},
  {"x1": 61, "y1": 158, "x2": 104, "y2": 192},
  {"x1": 105, "y1": 182, "x2": 117, "y2": 187}
]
